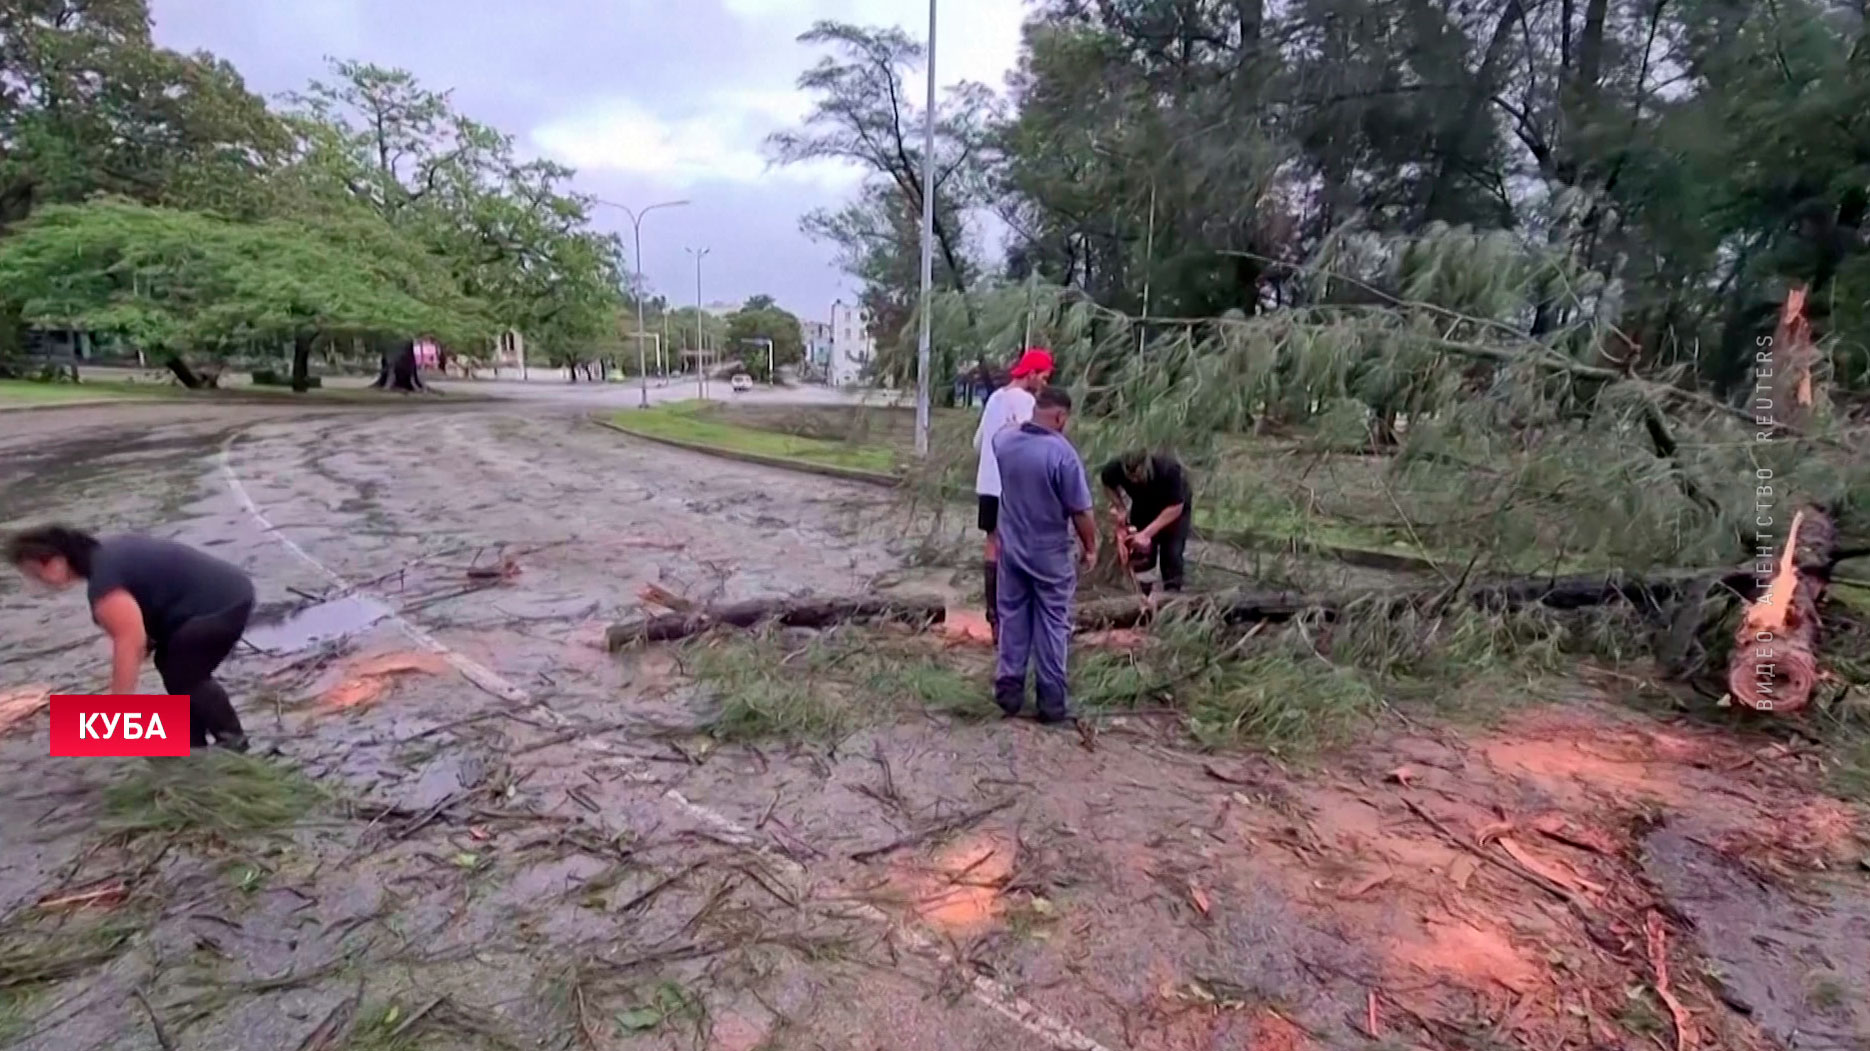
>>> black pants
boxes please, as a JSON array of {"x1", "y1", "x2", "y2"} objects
[
  {"x1": 1131, "y1": 514, "x2": 1190, "y2": 591},
  {"x1": 153, "y1": 598, "x2": 253, "y2": 747}
]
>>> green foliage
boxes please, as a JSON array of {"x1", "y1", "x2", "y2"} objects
[
  {"x1": 2, "y1": 13, "x2": 625, "y2": 368},
  {"x1": 917, "y1": 223, "x2": 1869, "y2": 572},
  {"x1": 724, "y1": 295, "x2": 805, "y2": 380},
  {"x1": 282, "y1": 60, "x2": 627, "y2": 364},
  {"x1": 101, "y1": 751, "x2": 325, "y2": 837},
  {"x1": 0, "y1": 199, "x2": 493, "y2": 354},
  {"x1": 768, "y1": 22, "x2": 997, "y2": 347},
  {"x1": 0, "y1": 0, "x2": 288, "y2": 228},
  {"x1": 992, "y1": 0, "x2": 1870, "y2": 393}
]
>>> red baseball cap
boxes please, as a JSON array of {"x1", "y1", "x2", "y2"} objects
[{"x1": 1009, "y1": 347, "x2": 1055, "y2": 378}]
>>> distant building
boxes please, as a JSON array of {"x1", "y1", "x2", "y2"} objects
[
  {"x1": 828, "y1": 300, "x2": 874, "y2": 388},
  {"x1": 495, "y1": 330, "x2": 526, "y2": 368}
]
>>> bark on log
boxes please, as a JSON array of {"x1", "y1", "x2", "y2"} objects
[
  {"x1": 608, "y1": 595, "x2": 947, "y2": 647},
  {"x1": 605, "y1": 568, "x2": 1756, "y2": 650},
  {"x1": 1727, "y1": 506, "x2": 1835, "y2": 713}
]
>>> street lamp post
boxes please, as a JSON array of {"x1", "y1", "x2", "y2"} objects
[
  {"x1": 596, "y1": 198, "x2": 689, "y2": 408},
  {"x1": 687, "y1": 247, "x2": 712, "y2": 400},
  {"x1": 913, "y1": 0, "x2": 938, "y2": 457}
]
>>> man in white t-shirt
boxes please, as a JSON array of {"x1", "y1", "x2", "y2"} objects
[{"x1": 973, "y1": 347, "x2": 1055, "y2": 640}]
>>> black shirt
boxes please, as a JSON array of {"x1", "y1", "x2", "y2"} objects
[
  {"x1": 86, "y1": 535, "x2": 255, "y2": 645},
  {"x1": 1099, "y1": 455, "x2": 1192, "y2": 530}
]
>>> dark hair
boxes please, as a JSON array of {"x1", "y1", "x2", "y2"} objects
[
  {"x1": 5, "y1": 525, "x2": 100, "y2": 576},
  {"x1": 1035, "y1": 385, "x2": 1073, "y2": 411}
]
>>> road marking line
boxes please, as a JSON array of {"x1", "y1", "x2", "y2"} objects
[
  {"x1": 217, "y1": 436, "x2": 526, "y2": 704},
  {"x1": 219, "y1": 430, "x2": 1116, "y2": 1051}
]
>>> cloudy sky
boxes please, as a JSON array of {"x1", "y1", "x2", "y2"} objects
[{"x1": 148, "y1": 0, "x2": 1027, "y2": 323}]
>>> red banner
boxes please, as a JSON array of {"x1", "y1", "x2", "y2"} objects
[{"x1": 48, "y1": 695, "x2": 190, "y2": 757}]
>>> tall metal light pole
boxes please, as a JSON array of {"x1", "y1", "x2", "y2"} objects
[
  {"x1": 912, "y1": 0, "x2": 937, "y2": 457},
  {"x1": 687, "y1": 247, "x2": 712, "y2": 400},
  {"x1": 597, "y1": 198, "x2": 689, "y2": 408}
]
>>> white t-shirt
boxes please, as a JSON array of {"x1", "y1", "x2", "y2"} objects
[{"x1": 973, "y1": 385, "x2": 1035, "y2": 497}]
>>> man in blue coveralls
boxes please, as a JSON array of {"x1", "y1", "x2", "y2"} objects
[{"x1": 990, "y1": 386, "x2": 1098, "y2": 723}]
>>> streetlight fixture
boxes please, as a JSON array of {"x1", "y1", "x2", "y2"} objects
[
  {"x1": 913, "y1": 0, "x2": 937, "y2": 457},
  {"x1": 687, "y1": 247, "x2": 712, "y2": 400},
  {"x1": 596, "y1": 198, "x2": 690, "y2": 408}
]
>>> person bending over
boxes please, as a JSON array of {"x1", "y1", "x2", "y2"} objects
[
  {"x1": 990, "y1": 386, "x2": 1097, "y2": 723},
  {"x1": 8, "y1": 526, "x2": 255, "y2": 751},
  {"x1": 971, "y1": 347, "x2": 1055, "y2": 640},
  {"x1": 1100, "y1": 450, "x2": 1193, "y2": 593}
]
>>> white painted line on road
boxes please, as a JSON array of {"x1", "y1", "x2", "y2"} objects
[
  {"x1": 218, "y1": 431, "x2": 1117, "y2": 1051},
  {"x1": 217, "y1": 435, "x2": 527, "y2": 705}
]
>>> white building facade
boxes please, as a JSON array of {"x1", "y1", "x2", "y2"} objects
[{"x1": 828, "y1": 299, "x2": 874, "y2": 388}]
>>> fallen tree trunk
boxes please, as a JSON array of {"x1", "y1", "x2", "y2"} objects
[
  {"x1": 607, "y1": 568, "x2": 1756, "y2": 650},
  {"x1": 608, "y1": 595, "x2": 946, "y2": 647},
  {"x1": 1727, "y1": 506, "x2": 1835, "y2": 713}
]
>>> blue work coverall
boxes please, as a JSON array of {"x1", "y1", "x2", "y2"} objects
[{"x1": 990, "y1": 422, "x2": 1093, "y2": 720}]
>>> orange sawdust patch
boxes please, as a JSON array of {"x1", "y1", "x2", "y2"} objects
[
  {"x1": 1080, "y1": 628, "x2": 1149, "y2": 650},
  {"x1": 1482, "y1": 732, "x2": 1689, "y2": 805},
  {"x1": 940, "y1": 607, "x2": 994, "y2": 646},
  {"x1": 1391, "y1": 916, "x2": 1542, "y2": 994},
  {"x1": 0, "y1": 683, "x2": 52, "y2": 735},
  {"x1": 1247, "y1": 1009, "x2": 1313, "y2": 1051},
  {"x1": 1716, "y1": 798, "x2": 1861, "y2": 873},
  {"x1": 319, "y1": 651, "x2": 452, "y2": 709},
  {"x1": 707, "y1": 1011, "x2": 768, "y2": 1051},
  {"x1": 904, "y1": 830, "x2": 1016, "y2": 933}
]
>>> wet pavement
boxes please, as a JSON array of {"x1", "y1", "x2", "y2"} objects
[{"x1": 1, "y1": 398, "x2": 1867, "y2": 1051}]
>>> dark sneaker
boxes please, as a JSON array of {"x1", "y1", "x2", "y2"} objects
[
  {"x1": 214, "y1": 732, "x2": 250, "y2": 754},
  {"x1": 1035, "y1": 711, "x2": 1073, "y2": 726}
]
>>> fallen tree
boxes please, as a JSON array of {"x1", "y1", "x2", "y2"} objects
[{"x1": 606, "y1": 567, "x2": 1758, "y2": 651}]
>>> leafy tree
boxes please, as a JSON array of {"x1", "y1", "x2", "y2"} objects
[
  {"x1": 281, "y1": 60, "x2": 627, "y2": 365},
  {"x1": 768, "y1": 22, "x2": 996, "y2": 342},
  {"x1": 0, "y1": 0, "x2": 286, "y2": 363},
  {"x1": 0, "y1": 199, "x2": 490, "y2": 389},
  {"x1": 725, "y1": 297, "x2": 805, "y2": 380}
]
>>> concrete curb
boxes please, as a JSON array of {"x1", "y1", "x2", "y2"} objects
[{"x1": 591, "y1": 416, "x2": 904, "y2": 488}]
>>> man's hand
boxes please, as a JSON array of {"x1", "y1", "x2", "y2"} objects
[
  {"x1": 1128, "y1": 532, "x2": 1153, "y2": 554},
  {"x1": 1081, "y1": 543, "x2": 1098, "y2": 569}
]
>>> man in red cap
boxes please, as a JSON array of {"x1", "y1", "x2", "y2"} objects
[{"x1": 971, "y1": 347, "x2": 1055, "y2": 640}]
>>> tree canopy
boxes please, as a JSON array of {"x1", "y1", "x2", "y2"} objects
[
  {"x1": 0, "y1": 2, "x2": 626, "y2": 378},
  {"x1": 725, "y1": 296, "x2": 805, "y2": 380}
]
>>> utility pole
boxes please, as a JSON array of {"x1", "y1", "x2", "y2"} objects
[
  {"x1": 913, "y1": 0, "x2": 938, "y2": 457},
  {"x1": 688, "y1": 247, "x2": 711, "y2": 400},
  {"x1": 596, "y1": 198, "x2": 689, "y2": 408},
  {"x1": 1139, "y1": 180, "x2": 1155, "y2": 357}
]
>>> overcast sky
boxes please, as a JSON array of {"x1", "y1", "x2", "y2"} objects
[{"x1": 148, "y1": 0, "x2": 1026, "y2": 324}]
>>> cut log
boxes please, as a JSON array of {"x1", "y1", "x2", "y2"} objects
[
  {"x1": 605, "y1": 568, "x2": 1756, "y2": 650},
  {"x1": 1727, "y1": 506, "x2": 1834, "y2": 713},
  {"x1": 607, "y1": 595, "x2": 947, "y2": 648}
]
